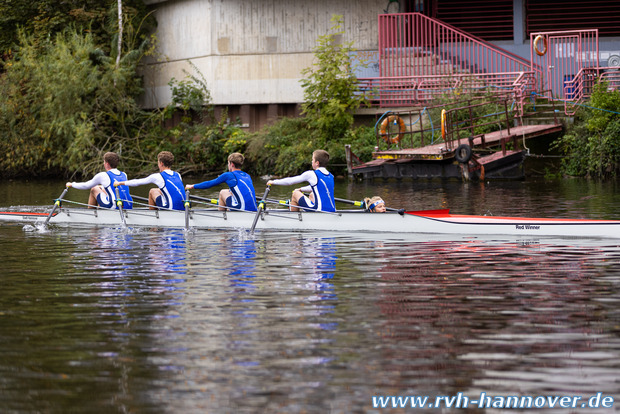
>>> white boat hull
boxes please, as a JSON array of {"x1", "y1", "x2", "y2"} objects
[{"x1": 1, "y1": 207, "x2": 620, "y2": 239}]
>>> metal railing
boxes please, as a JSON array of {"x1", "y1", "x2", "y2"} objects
[
  {"x1": 374, "y1": 93, "x2": 523, "y2": 151},
  {"x1": 358, "y1": 13, "x2": 540, "y2": 107},
  {"x1": 359, "y1": 71, "x2": 537, "y2": 109},
  {"x1": 563, "y1": 66, "x2": 620, "y2": 115},
  {"x1": 530, "y1": 29, "x2": 599, "y2": 102}
]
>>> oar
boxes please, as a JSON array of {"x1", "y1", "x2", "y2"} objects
[
  {"x1": 115, "y1": 186, "x2": 127, "y2": 227},
  {"x1": 250, "y1": 186, "x2": 270, "y2": 234},
  {"x1": 334, "y1": 196, "x2": 404, "y2": 215},
  {"x1": 189, "y1": 194, "x2": 219, "y2": 205},
  {"x1": 184, "y1": 190, "x2": 190, "y2": 230},
  {"x1": 44, "y1": 187, "x2": 68, "y2": 225},
  {"x1": 132, "y1": 195, "x2": 149, "y2": 203},
  {"x1": 334, "y1": 197, "x2": 365, "y2": 209},
  {"x1": 255, "y1": 197, "x2": 343, "y2": 216}
]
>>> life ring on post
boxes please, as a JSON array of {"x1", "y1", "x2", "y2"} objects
[
  {"x1": 440, "y1": 109, "x2": 447, "y2": 141},
  {"x1": 534, "y1": 35, "x2": 547, "y2": 56},
  {"x1": 455, "y1": 143, "x2": 472, "y2": 163},
  {"x1": 379, "y1": 115, "x2": 406, "y2": 145}
]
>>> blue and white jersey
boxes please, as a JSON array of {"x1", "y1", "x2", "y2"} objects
[
  {"x1": 270, "y1": 167, "x2": 336, "y2": 212},
  {"x1": 229, "y1": 171, "x2": 257, "y2": 211},
  {"x1": 106, "y1": 170, "x2": 133, "y2": 209},
  {"x1": 193, "y1": 170, "x2": 257, "y2": 211},
  {"x1": 160, "y1": 171, "x2": 186, "y2": 211},
  {"x1": 309, "y1": 169, "x2": 335, "y2": 212}
]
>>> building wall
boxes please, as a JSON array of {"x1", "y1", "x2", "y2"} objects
[
  {"x1": 140, "y1": 0, "x2": 620, "y2": 130},
  {"x1": 141, "y1": 0, "x2": 385, "y2": 114}
]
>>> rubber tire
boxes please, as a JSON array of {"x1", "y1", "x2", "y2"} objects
[{"x1": 455, "y1": 144, "x2": 472, "y2": 163}]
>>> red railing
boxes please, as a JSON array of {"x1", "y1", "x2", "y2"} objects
[
  {"x1": 530, "y1": 29, "x2": 599, "y2": 104},
  {"x1": 563, "y1": 66, "x2": 620, "y2": 115},
  {"x1": 359, "y1": 72, "x2": 536, "y2": 112},
  {"x1": 358, "y1": 13, "x2": 540, "y2": 107}
]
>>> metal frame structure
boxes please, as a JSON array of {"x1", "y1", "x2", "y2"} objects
[{"x1": 358, "y1": 12, "x2": 540, "y2": 107}]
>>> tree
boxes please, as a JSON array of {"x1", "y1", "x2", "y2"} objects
[
  {"x1": 299, "y1": 14, "x2": 369, "y2": 145},
  {"x1": 0, "y1": 0, "x2": 155, "y2": 60}
]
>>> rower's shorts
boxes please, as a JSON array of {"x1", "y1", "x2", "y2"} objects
[
  {"x1": 297, "y1": 195, "x2": 317, "y2": 211},
  {"x1": 225, "y1": 195, "x2": 239, "y2": 209},
  {"x1": 96, "y1": 193, "x2": 114, "y2": 209},
  {"x1": 155, "y1": 195, "x2": 169, "y2": 209},
  {"x1": 225, "y1": 196, "x2": 257, "y2": 212}
]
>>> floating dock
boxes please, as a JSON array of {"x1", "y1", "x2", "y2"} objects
[{"x1": 350, "y1": 123, "x2": 563, "y2": 180}]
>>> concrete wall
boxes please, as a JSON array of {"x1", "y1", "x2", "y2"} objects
[{"x1": 140, "y1": 0, "x2": 385, "y2": 110}]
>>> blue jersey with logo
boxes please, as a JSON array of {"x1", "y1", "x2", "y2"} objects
[
  {"x1": 160, "y1": 171, "x2": 186, "y2": 211},
  {"x1": 229, "y1": 171, "x2": 257, "y2": 211},
  {"x1": 310, "y1": 169, "x2": 335, "y2": 212},
  {"x1": 193, "y1": 170, "x2": 257, "y2": 211},
  {"x1": 106, "y1": 170, "x2": 133, "y2": 209}
]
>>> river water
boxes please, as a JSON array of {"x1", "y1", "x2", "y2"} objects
[{"x1": 1, "y1": 178, "x2": 620, "y2": 413}]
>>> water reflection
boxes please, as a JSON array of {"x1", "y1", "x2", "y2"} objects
[
  {"x1": 366, "y1": 238, "x2": 620, "y2": 400},
  {"x1": 2, "y1": 190, "x2": 620, "y2": 412}
]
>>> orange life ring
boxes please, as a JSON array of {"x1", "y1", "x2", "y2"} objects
[
  {"x1": 534, "y1": 35, "x2": 547, "y2": 56},
  {"x1": 440, "y1": 109, "x2": 447, "y2": 141},
  {"x1": 379, "y1": 115, "x2": 406, "y2": 144}
]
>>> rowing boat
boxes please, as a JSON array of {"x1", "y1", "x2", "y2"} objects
[{"x1": 1, "y1": 206, "x2": 620, "y2": 239}]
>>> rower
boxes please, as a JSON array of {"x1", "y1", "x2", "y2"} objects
[
  {"x1": 266, "y1": 149, "x2": 335, "y2": 212},
  {"x1": 185, "y1": 152, "x2": 257, "y2": 212},
  {"x1": 66, "y1": 152, "x2": 133, "y2": 210},
  {"x1": 115, "y1": 151, "x2": 185, "y2": 211},
  {"x1": 364, "y1": 196, "x2": 387, "y2": 212}
]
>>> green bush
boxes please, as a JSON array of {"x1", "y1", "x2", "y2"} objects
[
  {"x1": 552, "y1": 81, "x2": 620, "y2": 178},
  {"x1": 0, "y1": 26, "x2": 244, "y2": 179}
]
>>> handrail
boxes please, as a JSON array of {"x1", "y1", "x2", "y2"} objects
[
  {"x1": 359, "y1": 71, "x2": 536, "y2": 108},
  {"x1": 442, "y1": 97, "x2": 513, "y2": 151},
  {"x1": 362, "y1": 12, "x2": 541, "y2": 107},
  {"x1": 413, "y1": 14, "x2": 538, "y2": 72},
  {"x1": 373, "y1": 92, "x2": 522, "y2": 149},
  {"x1": 378, "y1": 13, "x2": 538, "y2": 79},
  {"x1": 561, "y1": 67, "x2": 620, "y2": 115}
]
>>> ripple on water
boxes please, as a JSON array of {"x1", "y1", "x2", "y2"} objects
[{"x1": 2, "y1": 224, "x2": 620, "y2": 412}]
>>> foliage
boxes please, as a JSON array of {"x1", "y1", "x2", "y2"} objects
[
  {"x1": 244, "y1": 117, "x2": 377, "y2": 177},
  {"x1": 0, "y1": 20, "x2": 245, "y2": 179},
  {"x1": 245, "y1": 117, "x2": 315, "y2": 176},
  {"x1": 241, "y1": 14, "x2": 376, "y2": 178},
  {"x1": 0, "y1": 9, "x2": 379, "y2": 180},
  {"x1": 0, "y1": 0, "x2": 155, "y2": 59},
  {"x1": 167, "y1": 61, "x2": 214, "y2": 124},
  {"x1": 0, "y1": 29, "x2": 116, "y2": 177},
  {"x1": 0, "y1": 1, "x2": 161, "y2": 179},
  {"x1": 552, "y1": 81, "x2": 620, "y2": 178},
  {"x1": 299, "y1": 14, "x2": 370, "y2": 145},
  {"x1": 160, "y1": 67, "x2": 245, "y2": 176}
]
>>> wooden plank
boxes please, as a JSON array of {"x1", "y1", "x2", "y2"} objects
[{"x1": 374, "y1": 123, "x2": 562, "y2": 159}]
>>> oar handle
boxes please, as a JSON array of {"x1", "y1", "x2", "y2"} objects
[
  {"x1": 250, "y1": 186, "x2": 270, "y2": 234},
  {"x1": 44, "y1": 187, "x2": 69, "y2": 225}
]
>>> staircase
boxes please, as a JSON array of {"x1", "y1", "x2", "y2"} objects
[
  {"x1": 360, "y1": 13, "x2": 538, "y2": 108},
  {"x1": 519, "y1": 96, "x2": 562, "y2": 126}
]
